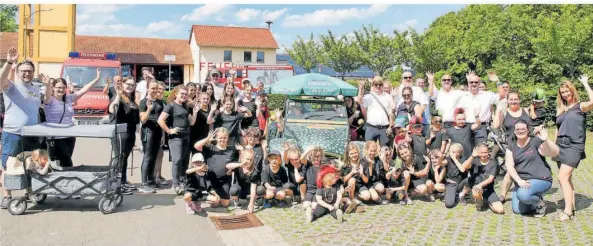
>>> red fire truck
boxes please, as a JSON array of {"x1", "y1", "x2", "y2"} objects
[{"x1": 62, "y1": 52, "x2": 121, "y2": 125}]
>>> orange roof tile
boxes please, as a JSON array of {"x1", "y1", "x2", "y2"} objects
[
  {"x1": 0, "y1": 32, "x2": 192, "y2": 65},
  {"x1": 191, "y1": 25, "x2": 278, "y2": 49}
]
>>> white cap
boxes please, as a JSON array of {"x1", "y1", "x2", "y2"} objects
[{"x1": 191, "y1": 153, "x2": 204, "y2": 163}]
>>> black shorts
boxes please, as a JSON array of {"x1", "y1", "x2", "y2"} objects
[
  {"x1": 482, "y1": 188, "x2": 500, "y2": 205},
  {"x1": 387, "y1": 175, "x2": 404, "y2": 188},
  {"x1": 304, "y1": 192, "x2": 316, "y2": 203},
  {"x1": 186, "y1": 190, "x2": 203, "y2": 201},
  {"x1": 209, "y1": 174, "x2": 231, "y2": 200},
  {"x1": 410, "y1": 178, "x2": 428, "y2": 189}
]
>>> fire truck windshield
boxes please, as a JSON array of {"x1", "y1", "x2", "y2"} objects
[{"x1": 63, "y1": 66, "x2": 119, "y2": 88}]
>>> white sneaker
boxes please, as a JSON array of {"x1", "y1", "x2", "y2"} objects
[
  {"x1": 305, "y1": 207, "x2": 313, "y2": 223},
  {"x1": 336, "y1": 209, "x2": 343, "y2": 222}
]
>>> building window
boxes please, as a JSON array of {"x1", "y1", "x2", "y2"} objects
[
  {"x1": 244, "y1": 51, "x2": 252, "y2": 62},
  {"x1": 257, "y1": 51, "x2": 265, "y2": 63},
  {"x1": 224, "y1": 50, "x2": 232, "y2": 62}
]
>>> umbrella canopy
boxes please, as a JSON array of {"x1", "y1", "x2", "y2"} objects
[{"x1": 269, "y1": 73, "x2": 358, "y2": 97}]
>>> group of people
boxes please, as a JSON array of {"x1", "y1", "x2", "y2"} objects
[{"x1": 0, "y1": 45, "x2": 590, "y2": 223}]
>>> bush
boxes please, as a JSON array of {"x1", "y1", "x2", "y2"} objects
[
  {"x1": 163, "y1": 91, "x2": 172, "y2": 102},
  {"x1": 268, "y1": 94, "x2": 288, "y2": 110}
]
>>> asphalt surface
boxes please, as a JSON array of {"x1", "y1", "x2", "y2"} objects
[{"x1": 0, "y1": 137, "x2": 225, "y2": 246}]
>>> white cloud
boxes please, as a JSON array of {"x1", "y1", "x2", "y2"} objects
[
  {"x1": 76, "y1": 5, "x2": 182, "y2": 37},
  {"x1": 235, "y1": 8, "x2": 261, "y2": 22},
  {"x1": 282, "y1": 4, "x2": 389, "y2": 28},
  {"x1": 262, "y1": 8, "x2": 288, "y2": 22},
  {"x1": 180, "y1": 4, "x2": 232, "y2": 22},
  {"x1": 395, "y1": 19, "x2": 417, "y2": 32}
]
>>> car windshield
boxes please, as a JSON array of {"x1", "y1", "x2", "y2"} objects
[
  {"x1": 285, "y1": 99, "x2": 347, "y2": 121},
  {"x1": 63, "y1": 66, "x2": 118, "y2": 88}
]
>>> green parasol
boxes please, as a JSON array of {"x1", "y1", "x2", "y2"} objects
[{"x1": 269, "y1": 73, "x2": 358, "y2": 97}]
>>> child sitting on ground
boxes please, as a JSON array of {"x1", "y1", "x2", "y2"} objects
[
  {"x1": 305, "y1": 165, "x2": 347, "y2": 223},
  {"x1": 184, "y1": 153, "x2": 208, "y2": 214}
]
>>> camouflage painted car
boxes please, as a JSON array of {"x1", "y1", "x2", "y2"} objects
[{"x1": 267, "y1": 97, "x2": 348, "y2": 159}]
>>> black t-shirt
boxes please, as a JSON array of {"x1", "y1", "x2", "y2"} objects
[
  {"x1": 445, "y1": 156, "x2": 465, "y2": 183},
  {"x1": 139, "y1": 98, "x2": 164, "y2": 130},
  {"x1": 402, "y1": 154, "x2": 427, "y2": 181},
  {"x1": 108, "y1": 86, "x2": 116, "y2": 101},
  {"x1": 340, "y1": 164, "x2": 363, "y2": 185},
  {"x1": 235, "y1": 167, "x2": 260, "y2": 187},
  {"x1": 471, "y1": 158, "x2": 498, "y2": 190},
  {"x1": 202, "y1": 144, "x2": 238, "y2": 179},
  {"x1": 238, "y1": 98, "x2": 259, "y2": 129},
  {"x1": 109, "y1": 97, "x2": 139, "y2": 133},
  {"x1": 287, "y1": 162, "x2": 305, "y2": 184},
  {"x1": 214, "y1": 111, "x2": 245, "y2": 137},
  {"x1": 261, "y1": 165, "x2": 288, "y2": 187},
  {"x1": 429, "y1": 130, "x2": 448, "y2": 151},
  {"x1": 186, "y1": 171, "x2": 208, "y2": 192},
  {"x1": 411, "y1": 135, "x2": 427, "y2": 156},
  {"x1": 532, "y1": 107, "x2": 546, "y2": 127},
  {"x1": 445, "y1": 126, "x2": 473, "y2": 162},
  {"x1": 510, "y1": 137, "x2": 552, "y2": 182},
  {"x1": 361, "y1": 157, "x2": 382, "y2": 184},
  {"x1": 315, "y1": 184, "x2": 340, "y2": 204},
  {"x1": 304, "y1": 162, "x2": 320, "y2": 193},
  {"x1": 252, "y1": 145, "x2": 264, "y2": 172},
  {"x1": 163, "y1": 102, "x2": 192, "y2": 130},
  {"x1": 191, "y1": 106, "x2": 211, "y2": 142}
]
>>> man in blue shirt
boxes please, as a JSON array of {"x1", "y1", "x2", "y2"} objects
[{"x1": 0, "y1": 47, "x2": 43, "y2": 208}]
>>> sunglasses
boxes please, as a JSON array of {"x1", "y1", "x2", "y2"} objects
[
  {"x1": 469, "y1": 81, "x2": 480, "y2": 84},
  {"x1": 413, "y1": 124, "x2": 423, "y2": 129},
  {"x1": 373, "y1": 84, "x2": 382, "y2": 87},
  {"x1": 403, "y1": 76, "x2": 412, "y2": 80},
  {"x1": 442, "y1": 79, "x2": 452, "y2": 82},
  {"x1": 402, "y1": 94, "x2": 412, "y2": 97},
  {"x1": 434, "y1": 120, "x2": 442, "y2": 124}
]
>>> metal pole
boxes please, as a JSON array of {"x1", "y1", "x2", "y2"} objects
[{"x1": 168, "y1": 61, "x2": 172, "y2": 89}]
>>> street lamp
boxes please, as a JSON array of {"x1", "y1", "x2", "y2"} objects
[{"x1": 23, "y1": 8, "x2": 53, "y2": 59}]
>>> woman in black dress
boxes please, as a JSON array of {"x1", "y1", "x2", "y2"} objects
[
  {"x1": 108, "y1": 76, "x2": 140, "y2": 194},
  {"x1": 554, "y1": 75, "x2": 593, "y2": 221}
]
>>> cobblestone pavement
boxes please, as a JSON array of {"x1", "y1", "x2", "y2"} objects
[{"x1": 255, "y1": 133, "x2": 593, "y2": 246}]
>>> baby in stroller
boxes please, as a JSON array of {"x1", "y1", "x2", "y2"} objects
[{"x1": 22, "y1": 149, "x2": 51, "y2": 175}]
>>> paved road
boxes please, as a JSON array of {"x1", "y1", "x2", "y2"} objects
[{"x1": 0, "y1": 137, "x2": 225, "y2": 246}]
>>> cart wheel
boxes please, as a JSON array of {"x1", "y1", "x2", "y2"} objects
[
  {"x1": 98, "y1": 197, "x2": 117, "y2": 214},
  {"x1": 115, "y1": 193, "x2": 123, "y2": 206},
  {"x1": 31, "y1": 194, "x2": 47, "y2": 204},
  {"x1": 7, "y1": 198, "x2": 27, "y2": 215}
]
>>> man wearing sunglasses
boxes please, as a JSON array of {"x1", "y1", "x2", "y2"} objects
[
  {"x1": 458, "y1": 71, "x2": 498, "y2": 145},
  {"x1": 428, "y1": 74, "x2": 463, "y2": 129},
  {"x1": 0, "y1": 47, "x2": 44, "y2": 208},
  {"x1": 358, "y1": 76, "x2": 394, "y2": 146},
  {"x1": 396, "y1": 71, "x2": 428, "y2": 113}
]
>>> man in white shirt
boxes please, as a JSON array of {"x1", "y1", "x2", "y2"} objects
[
  {"x1": 136, "y1": 67, "x2": 154, "y2": 101},
  {"x1": 396, "y1": 71, "x2": 428, "y2": 111},
  {"x1": 458, "y1": 72, "x2": 497, "y2": 144},
  {"x1": 416, "y1": 76, "x2": 436, "y2": 137},
  {"x1": 429, "y1": 74, "x2": 463, "y2": 129},
  {"x1": 358, "y1": 76, "x2": 394, "y2": 146}
]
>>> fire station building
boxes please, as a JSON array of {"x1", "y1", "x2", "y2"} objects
[{"x1": 0, "y1": 24, "x2": 278, "y2": 85}]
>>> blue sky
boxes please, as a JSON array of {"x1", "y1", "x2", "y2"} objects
[{"x1": 76, "y1": 4, "x2": 465, "y2": 50}]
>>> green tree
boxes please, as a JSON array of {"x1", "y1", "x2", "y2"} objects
[
  {"x1": 354, "y1": 25, "x2": 400, "y2": 76},
  {"x1": 319, "y1": 31, "x2": 363, "y2": 80},
  {"x1": 284, "y1": 33, "x2": 321, "y2": 73},
  {"x1": 0, "y1": 5, "x2": 18, "y2": 32}
]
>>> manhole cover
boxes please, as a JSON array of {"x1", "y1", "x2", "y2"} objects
[{"x1": 210, "y1": 214, "x2": 264, "y2": 230}]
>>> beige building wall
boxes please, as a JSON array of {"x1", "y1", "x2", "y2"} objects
[{"x1": 189, "y1": 33, "x2": 277, "y2": 83}]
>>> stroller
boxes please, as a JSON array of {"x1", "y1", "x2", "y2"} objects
[{"x1": 3, "y1": 122, "x2": 127, "y2": 215}]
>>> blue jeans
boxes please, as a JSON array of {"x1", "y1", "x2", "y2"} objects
[
  {"x1": 512, "y1": 179, "x2": 552, "y2": 214},
  {"x1": 1, "y1": 131, "x2": 40, "y2": 169}
]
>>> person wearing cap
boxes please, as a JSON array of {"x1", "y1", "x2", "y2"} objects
[
  {"x1": 227, "y1": 149, "x2": 265, "y2": 213},
  {"x1": 529, "y1": 88, "x2": 546, "y2": 127},
  {"x1": 183, "y1": 153, "x2": 208, "y2": 214},
  {"x1": 260, "y1": 149, "x2": 293, "y2": 208}
]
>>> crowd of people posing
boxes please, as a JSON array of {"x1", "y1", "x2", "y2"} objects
[{"x1": 0, "y1": 46, "x2": 591, "y2": 223}]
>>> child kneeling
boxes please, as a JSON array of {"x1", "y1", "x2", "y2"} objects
[{"x1": 184, "y1": 153, "x2": 208, "y2": 214}]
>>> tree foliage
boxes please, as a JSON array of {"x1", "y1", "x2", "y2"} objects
[
  {"x1": 285, "y1": 33, "x2": 322, "y2": 73},
  {"x1": 353, "y1": 25, "x2": 403, "y2": 76},
  {"x1": 0, "y1": 4, "x2": 18, "y2": 32},
  {"x1": 318, "y1": 31, "x2": 363, "y2": 80}
]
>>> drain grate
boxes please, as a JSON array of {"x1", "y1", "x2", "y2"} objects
[{"x1": 210, "y1": 214, "x2": 264, "y2": 230}]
